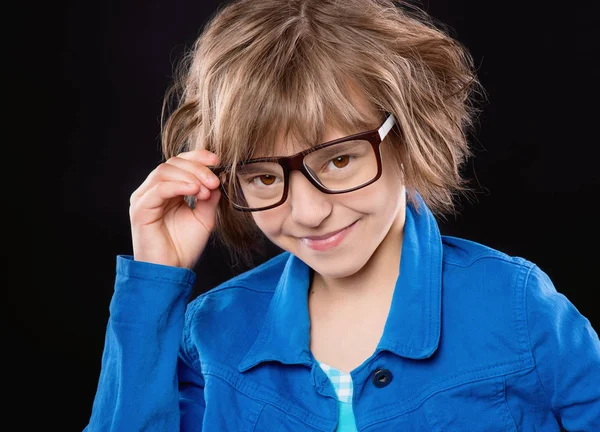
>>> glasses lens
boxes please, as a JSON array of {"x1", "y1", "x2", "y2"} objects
[
  {"x1": 220, "y1": 139, "x2": 379, "y2": 210},
  {"x1": 304, "y1": 140, "x2": 377, "y2": 191},
  {"x1": 223, "y1": 162, "x2": 285, "y2": 209}
]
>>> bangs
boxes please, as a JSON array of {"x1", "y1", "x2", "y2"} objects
[
  {"x1": 246, "y1": 71, "x2": 381, "y2": 160},
  {"x1": 208, "y1": 36, "x2": 382, "y2": 167},
  {"x1": 162, "y1": 0, "x2": 482, "y2": 264}
]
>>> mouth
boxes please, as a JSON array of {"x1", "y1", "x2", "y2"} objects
[{"x1": 300, "y1": 220, "x2": 359, "y2": 251}]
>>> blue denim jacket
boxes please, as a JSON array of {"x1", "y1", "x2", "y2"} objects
[{"x1": 85, "y1": 193, "x2": 600, "y2": 431}]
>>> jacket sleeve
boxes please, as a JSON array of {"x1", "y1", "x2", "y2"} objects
[
  {"x1": 526, "y1": 264, "x2": 600, "y2": 430},
  {"x1": 84, "y1": 255, "x2": 201, "y2": 432}
]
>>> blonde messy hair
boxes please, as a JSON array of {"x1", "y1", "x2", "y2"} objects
[{"x1": 161, "y1": 0, "x2": 483, "y2": 266}]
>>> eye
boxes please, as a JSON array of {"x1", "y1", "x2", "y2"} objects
[
  {"x1": 329, "y1": 155, "x2": 351, "y2": 169},
  {"x1": 252, "y1": 174, "x2": 277, "y2": 186}
]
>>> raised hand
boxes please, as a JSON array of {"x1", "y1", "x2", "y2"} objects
[{"x1": 128, "y1": 149, "x2": 222, "y2": 269}]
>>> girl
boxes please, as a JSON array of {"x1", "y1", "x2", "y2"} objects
[{"x1": 85, "y1": 0, "x2": 600, "y2": 430}]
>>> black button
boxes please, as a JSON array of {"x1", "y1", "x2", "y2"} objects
[{"x1": 372, "y1": 369, "x2": 393, "y2": 388}]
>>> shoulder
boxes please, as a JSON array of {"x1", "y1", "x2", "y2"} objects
[
  {"x1": 439, "y1": 234, "x2": 538, "y2": 332},
  {"x1": 181, "y1": 251, "x2": 291, "y2": 365},
  {"x1": 186, "y1": 250, "x2": 290, "y2": 318},
  {"x1": 436, "y1": 236, "x2": 542, "y2": 372},
  {"x1": 441, "y1": 234, "x2": 533, "y2": 270},
  {"x1": 440, "y1": 234, "x2": 537, "y2": 288},
  {"x1": 438, "y1": 234, "x2": 582, "y2": 354}
]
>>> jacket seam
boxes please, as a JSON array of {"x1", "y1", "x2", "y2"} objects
[
  {"x1": 182, "y1": 299, "x2": 204, "y2": 374},
  {"x1": 196, "y1": 283, "x2": 276, "y2": 298},
  {"x1": 251, "y1": 402, "x2": 267, "y2": 432},
  {"x1": 442, "y1": 252, "x2": 528, "y2": 269},
  {"x1": 116, "y1": 271, "x2": 195, "y2": 285},
  {"x1": 203, "y1": 367, "x2": 335, "y2": 430},
  {"x1": 523, "y1": 264, "x2": 553, "y2": 404},
  {"x1": 512, "y1": 257, "x2": 533, "y2": 370},
  {"x1": 362, "y1": 365, "x2": 532, "y2": 428},
  {"x1": 502, "y1": 375, "x2": 519, "y2": 430},
  {"x1": 362, "y1": 359, "x2": 533, "y2": 425}
]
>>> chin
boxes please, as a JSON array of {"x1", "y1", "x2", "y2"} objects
[{"x1": 299, "y1": 249, "x2": 373, "y2": 280}]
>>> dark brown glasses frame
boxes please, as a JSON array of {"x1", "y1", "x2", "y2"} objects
[{"x1": 210, "y1": 113, "x2": 397, "y2": 212}]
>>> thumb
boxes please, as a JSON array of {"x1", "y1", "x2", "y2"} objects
[{"x1": 192, "y1": 188, "x2": 222, "y2": 219}]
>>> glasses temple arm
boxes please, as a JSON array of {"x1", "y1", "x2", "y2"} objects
[{"x1": 378, "y1": 113, "x2": 396, "y2": 141}]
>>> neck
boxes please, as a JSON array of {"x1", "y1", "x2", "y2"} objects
[{"x1": 310, "y1": 207, "x2": 405, "y2": 303}]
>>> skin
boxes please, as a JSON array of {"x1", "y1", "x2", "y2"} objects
[
  {"x1": 129, "y1": 98, "x2": 407, "y2": 372},
  {"x1": 250, "y1": 114, "x2": 407, "y2": 372},
  {"x1": 130, "y1": 149, "x2": 222, "y2": 270},
  {"x1": 251, "y1": 120, "x2": 407, "y2": 301}
]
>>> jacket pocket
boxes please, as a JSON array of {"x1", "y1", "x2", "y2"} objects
[
  {"x1": 421, "y1": 375, "x2": 517, "y2": 431},
  {"x1": 252, "y1": 402, "x2": 330, "y2": 432},
  {"x1": 252, "y1": 403, "x2": 286, "y2": 432}
]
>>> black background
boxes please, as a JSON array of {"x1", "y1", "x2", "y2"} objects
[{"x1": 18, "y1": 0, "x2": 599, "y2": 430}]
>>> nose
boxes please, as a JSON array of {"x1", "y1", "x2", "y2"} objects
[{"x1": 287, "y1": 171, "x2": 332, "y2": 228}]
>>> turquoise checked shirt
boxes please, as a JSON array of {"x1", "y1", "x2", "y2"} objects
[
  {"x1": 318, "y1": 362, "x2": 357, "y2": 431},
  {"x1": 85, "y1": 192, "x2": 600, "y2": 431}
]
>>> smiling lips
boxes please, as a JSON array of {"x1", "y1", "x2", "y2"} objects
[{"x1": 300, "y1": 220, "x2": 358, "y2": 251}]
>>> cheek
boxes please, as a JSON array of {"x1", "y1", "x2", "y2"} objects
[
  {"x1": 357, "y1": 177, "x2": 404, "y2": 216},
  {"x1": 346, "y1": 188, "x2": 386, "y2": 209},
  {"x1": 251, "y1": 208, "x2": 287, "y2": 237},
  {"x1": 347, "y1": 169, "x2": 403, "y2": 210}
]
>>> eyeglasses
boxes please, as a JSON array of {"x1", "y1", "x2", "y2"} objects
[{"x1": 211, "y1": 113, "x2": 397, "y2": 212}]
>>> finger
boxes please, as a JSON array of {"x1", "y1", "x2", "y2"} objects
[
  {"x1": 131, "y1": 181, "x2": 200, "y2": 223},
  {"x1": 175, "y1": 149, "x2": 220, "y2": 167},
  {"x1": 193, "y1": 184, "x2": 221, "y2": 207},
  {"x1": 165, "y1": 156, "x2": 220, "y2": 190},
  {"x1": 192, "y1": 187, "x2": 221, "y2": 224},
  {"x1": 131, "y1": 163, "x2": 205, "y2": 203}
]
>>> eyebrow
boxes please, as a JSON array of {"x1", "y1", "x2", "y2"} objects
[
  {"x1": 237, "y1": 161, "x2": 281, "y2": 173},
  {"x1": 248, "y1": 138, "x2": 350, "y2": 162},
  {"x1": 243, "y1": 114, "x2": 388, "y2": 163},
  {"x1": 312, "y1": 139, "x2": 368, "y2": 156},
  {"x1": 249, "y1": 128, "x2": 374, "y2": 161}
]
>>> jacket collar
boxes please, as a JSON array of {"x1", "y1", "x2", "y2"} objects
[{"x1": 238, "y1": 191, "x2": 442, "y2": 373}]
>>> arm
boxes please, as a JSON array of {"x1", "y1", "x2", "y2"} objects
[
  {"x1": 526, "y1": 265, "x2": 600, "y2": 430},
  {"x1": 84, "y1": 255, "x2": 199, "y2": 432}
]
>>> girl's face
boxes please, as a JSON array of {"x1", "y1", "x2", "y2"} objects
[{"x1": 251, "y1": 122, "x2": 406, "y2": 280}]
